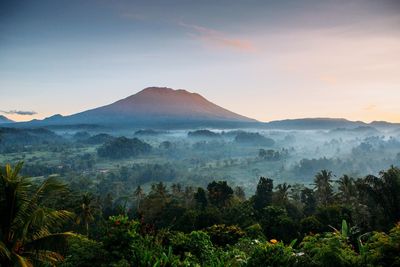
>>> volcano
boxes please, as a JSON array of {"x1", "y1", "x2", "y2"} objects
[{"x1": 30, "y1": 87, "x2": 256, "y2": 128}]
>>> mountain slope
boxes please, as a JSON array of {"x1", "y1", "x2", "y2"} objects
[
  {"x1": 0, "y1": 115, "x2": 14, "y2": 124},
  {"x1": 26, "y1": 87, "x2": 256, "y2": 127}
]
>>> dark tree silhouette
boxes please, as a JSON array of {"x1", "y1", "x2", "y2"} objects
[{"x1": 253, "y1": 177, "x2": 274, "y2": 211}]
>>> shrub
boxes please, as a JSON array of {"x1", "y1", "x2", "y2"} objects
[
  {"x1": 300, "y1": 216, "x2": 324, "y2": 235},
  {"x1": 245, "y1": 224, "x2": 265, "y2": 240},
  {"x1": 247, "y1": 241, "x2": 295, "y2": 267},
  {"x1": 361, "y1": 223, "x2": 400, "y2": 266},
  {"x1": 299, "y1": 233, "x2": 360, "y2": 267},
  {"x1": 169, "y1": 230, "x2": 215, "y2": 264},
  {"x1": 61, "y1": 236, "x2": 105, "y2": 267},
  {"x1": 205, "y1": 224, "x2": 245, "y2": 246},
  {"x1": 102, "y1": 215, "x2": 140, "y2": 263}
]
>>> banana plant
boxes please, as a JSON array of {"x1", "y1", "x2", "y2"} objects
[{"x1": 328, "y1": 219, "x2": 349, "y2": 239}]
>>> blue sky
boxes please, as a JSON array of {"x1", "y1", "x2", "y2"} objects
[{"x1": 1, "y1": 0, "x2": 400, "y2": 122}]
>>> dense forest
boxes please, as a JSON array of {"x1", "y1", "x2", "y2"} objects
[{"x1": 1, "y1": 162, "x2": 399, "y2": 266}]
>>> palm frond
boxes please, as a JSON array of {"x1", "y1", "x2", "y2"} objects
[
  {"x1": 0, "y1": 240, "x2": 11, "y2": 260},
  {"x1": 1, "y1": 163, "x2": 77, "y2": 267},
  {"x1": 23, "y1": 250, "x2": 65, "y2": 265},
  {"x1": 25, "y1": 232, "x2": 77, "y2": 253},
  {"x1": 27, "y1": 176, "x2": 69, "y2": 208},
  {"x1": 13, "y1": 252, "x2": 33, "y2": 267},
  {"x1": 27, "y1": 209, "x2": 74, "y2": 240}
]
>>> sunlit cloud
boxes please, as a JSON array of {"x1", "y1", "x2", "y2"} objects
[{"x1": 179, "y1": 22, "x2": 254, "y2": 52}]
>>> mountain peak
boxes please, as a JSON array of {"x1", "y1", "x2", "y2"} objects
[
  {"x1": 136, "y1": 87, "x2": 202, "y2": 99},
  {"x1": 140, "y1": 86, "x2": 181, "y2": 93}
]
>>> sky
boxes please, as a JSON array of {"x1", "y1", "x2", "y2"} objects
[{"x1": 1, "y1": 0, "x2": 400, "y2": 122}]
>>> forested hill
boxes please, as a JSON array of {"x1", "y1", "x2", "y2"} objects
[{"x1": 1, "y1": 162, "x2": 399, "y2": 266}]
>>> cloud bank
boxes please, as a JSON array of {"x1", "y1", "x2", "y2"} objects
[{"x1": 0, "y1": 110, "x2": 37, "y2": 115}]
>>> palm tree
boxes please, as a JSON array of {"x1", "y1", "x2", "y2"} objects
[
  {"x1": 183, "y1": 186, "x2": 194, "y2": 208},
  {"x1": 171, "y1": 183, "x2": 182, "y2": 195},
  {"x1": 357, "y1": 167, "x2": 400, "y2": 225},
  {"x1": 133, "y1": 185, "x2": 145, "y2": 211},
  {"x1": 274, "y1": 183, "x2": 291, "y2": 205},
  {"x1": 314, "y1": 170, "x2": 333, "y2": 206},
  {"x1": 336, "y1": 175, "x2": 355, "y2": 204},
  {"x1": 75, "y1": 192, "x2": 95, "y2": 237},
  {"x1": 0, "y1": 162, "x2": 75, "y2": 267}
]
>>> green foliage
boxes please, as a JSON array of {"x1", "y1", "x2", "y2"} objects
[
  {"x1": 194, "y1": 187, "x2": 208, "y2": 209},
  {"x1": 0, "y1": 127, "x2": 64, "y2": 153},
  {"x1": 205, "y1": 224, "x2": 245, "y2": 246},
  {"x1": 357, "y1": 166, "x2": 400, "y2": 229},
  {"x1": 131, "y1": 236, "x2": 181, "y2": 267},
  {"x1": 188, "y1": 130, "x2": 220, "y2": 138},
  {"x1": 102, "y1": 215, "x2": 140, "y2": 263},
  {"x1": 341, "y1": 220, "x2": 349, "y2": 238},
  {"x1": 97, "y1": 137, "x2": 151, "y2": 159},
  {"x1": 247, "y1": 241, "x2": 296, "y2": 267},
  {"x1": 61, "y1": 236, "x2": 105, "y2": 267},
  {"x1": 314, "y1": 170, "x2": 334, "y2": 206},
  {"x1": 169, "y1": 230, "x2": 215, "y2": 264},
  {"x1": 234, "y1": 132, "x2": 275, "y2": 146},
  {"x1": 2, "y1": 162, "x2": 400, "y2": 266},
  {"x1": 300, "y1": 187, "x2": 317, "y2": 216},
  {"x1": 207, "y1": 181, "x2": 234, "y2": 207},
  {"x1": 300, "y1": 233, "x2": 360, "y2": 267},
  {"x1": 361, "y1": 223, "x2": 400, "y2": 267},
  {"x1": 300, "y1": 216, "x2": 323, "y2": 235},
  {"x1": 0, "y1": 162, "x2": 75, "y2": 267},
  {"x1": 253, "y1": 177, "x2": 273, "y2": 211},
  {"x1": 245, "y1": 224, "x2": 265, "y2": 240},
  {"x1": 187, "y1": 231, "x2": 215, "y2": 264},
  {"x1": 315, "y1": 205, "x2": 352, "y2": 231},
  {"x1": 222, "y1": 201, "x2": 257, "y2": 229},
  {"x1": 259, "y1": 206, "x2": 298, "y2": 243},
  {"x1": 75, "y1": 192, "x2": 97, "y2": 237},
  {"x1": 258, "y1": 149, "x2": 281, "y2": 161}
]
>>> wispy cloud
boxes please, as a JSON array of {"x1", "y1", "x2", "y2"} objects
[
  {"x1": 0, "y1": 110, "x2": 37, "y2": 115},
  {"x1": 179, "y1": 22, "x2": 254, "y2": 52}
]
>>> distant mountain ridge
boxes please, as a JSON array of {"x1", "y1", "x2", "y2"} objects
[
  {"x1": 264, "y1": 118, "x2": 400, "y2": 130},
  {"x1": 4, "y1": 87, "x2": 400, "y2": 130},
  {"x1": 265, "y1": 118, "x2": 365, "y2": 129},
  {"x1": 0, "y1": 115, "x2": 14, "y2": 124}
]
